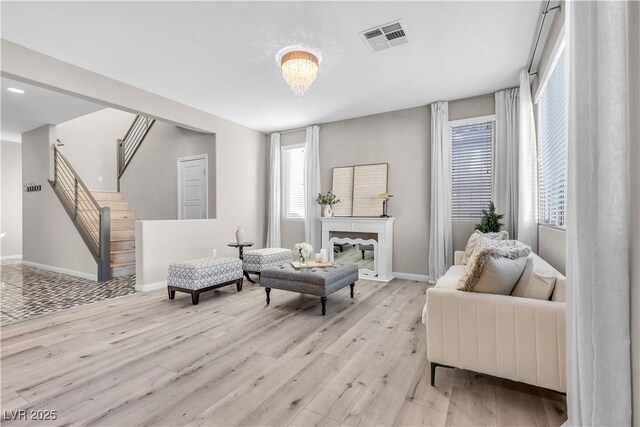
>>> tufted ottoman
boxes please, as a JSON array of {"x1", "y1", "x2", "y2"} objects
[
  {"x1": 167, "y1": 257, "x2": 243, "y2": 305},
  {"x1": 260, "y1": 263, "x2": 359, "y2": 315},
  {"x1": 242, "y1": 248, "x2": 293, "y2": 283}
]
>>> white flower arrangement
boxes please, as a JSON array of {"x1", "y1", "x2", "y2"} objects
[{"x1": 294, "y1": 242, "x2": 313, "y2": 262}]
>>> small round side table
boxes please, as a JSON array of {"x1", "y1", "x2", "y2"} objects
[{"x1": 228, "y1": 242, "x2": 255, "y2": 283}]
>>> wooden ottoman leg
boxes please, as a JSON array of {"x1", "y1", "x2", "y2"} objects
[
  {"x1": 321, "y1": 297, "x2": 327, "y2": 316},
  {"x1": 236, "y1": 279, "x2": 243, "y2": 292},
  {"x1": 168, "y1": 287, "x2": 175, "y2": 300},
  {"x1": 350, "y1": 283, "x2": 355, "y2": 298},
  {"x1": 265, "y1": 287, "x2": 271, "y2": 304},
  {"x1": 191, "y1": 291, "x2": 200, "y2": 305},
  {"x1": 244, "y1": 271, "x2": 256, "y2": 284}
]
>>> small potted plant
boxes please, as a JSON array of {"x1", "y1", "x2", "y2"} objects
[
  {"x1": 316, "y1": 191, "x2": 341, "y2": 217},
  {"x1": 474, "y1": 201, "x2": 505, "y2": 233}
]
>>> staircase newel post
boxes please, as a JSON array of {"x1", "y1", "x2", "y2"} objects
[{"x1": 98, "y1": 206, "x2": 111, "y2": 282}]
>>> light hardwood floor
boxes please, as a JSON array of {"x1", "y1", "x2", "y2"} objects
[{"x1": 0, "y1": 279, "x2": 566, "y2": 426}]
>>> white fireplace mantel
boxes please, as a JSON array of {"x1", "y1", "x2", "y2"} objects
[{"x1": 321, "y1": 217, "x2": 395, "y2": 282}]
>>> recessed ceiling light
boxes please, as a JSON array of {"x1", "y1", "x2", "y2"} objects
[{"x1": 7, "y1": 87, "x2": 25, "y2": 94}]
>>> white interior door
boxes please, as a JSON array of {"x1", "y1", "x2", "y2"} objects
[{"x1": 178, "y1": 155, "x2": 208, "y2": 219}]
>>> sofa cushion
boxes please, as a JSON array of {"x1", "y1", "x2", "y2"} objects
[
  {"x1": 461, "y1": 231, "x2": 509, "y2": 264},
  {"x1": 472, "y1": 256, "x2": 527, "y2": 295},
  {"x1": 457, "y1": 239, "x2": 531, "y2": 292},
  {"x1": 512, "y1": 267, "x2": 557, "y2": 300},
  {"x1": 434, "y1": 265, "x2": 466, "y2": 290}
]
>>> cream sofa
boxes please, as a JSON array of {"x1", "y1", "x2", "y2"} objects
[{"x1": 423, "y1": 250, "x2": 566, "y2": 393}]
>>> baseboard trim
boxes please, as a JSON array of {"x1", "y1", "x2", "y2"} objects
[
  {"x1": 393, "y1": 272, "x2": 430, "y2": 282},
  {"x1": 1, "y1": 254, "x2": 22, "y2": 261},
  {"x1": 136, "y1": 280, "x2": 167, "y2": 292},
  {"x1": 21, "y1": 260, "x2": 97, "y2": 281}
]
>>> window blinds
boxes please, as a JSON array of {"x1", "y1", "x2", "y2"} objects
[
  {"x1": 281, "y1": 146, "x2": 305, "y2": 219},
  {"x1": 450, "y1": 120, "x2": 494, "y2": 220},
  {"x1": 537, "y1": 49, "x2": 566, "y2": 227}
]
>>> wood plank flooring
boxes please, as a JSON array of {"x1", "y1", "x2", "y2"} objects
[{"x1": 0, "y1": 279, "x2": 567, "y2": 426}]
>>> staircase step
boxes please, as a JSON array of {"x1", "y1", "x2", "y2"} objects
[
  {"x1": 92, "y1": 191, "x2": 123, "y2": 202},
  {"x1": 111, "y1": 239, "x2": 135, "y2": 251},
  {"x1": 111, "y1": 262, "x2": 135, "y2": 277},
  {"x1": 111, "y1": 218, "x2": 135, "y2": 229},
  {"x1": 98, "y1": 200, "x2": 130, "y2": 210},
  {"x1": 110, "y1": 210, "x2": 136, "y2": 220},
  {"x1": 111, "y1": 229, "x2": 135, "y2": 240},
  {"x1": 111, "y1": 250, "x2": 135, "y2": 264}
]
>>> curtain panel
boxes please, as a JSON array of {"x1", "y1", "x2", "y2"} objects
[
  {"x1": 304, "y1": 125, "x2": 321, "y2": 253},
  {"x1": 266, "y1": 133, "x2": 281, "y2": 248}
]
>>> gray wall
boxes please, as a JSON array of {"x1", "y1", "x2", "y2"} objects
[
  {"x1": 21, "y1": 125, "x2": 97, "y2": 277},
  {"x1": 1, "y1": 140, "x2": 23, "y2": 258},
  {"x1": 280, "y1": 94, "x2": 494, "y2": 277},
  {"x1": 120, "y1": 123, "x2": 216, "y2": 220},
  {"x1": 56, "y1": 108, "x2": 133, "y2": 191},
  {"x1": 538, "y1": 225, "x2": 566, "y2": 275},
  {"x1": 629, "y1": 1, "x2": 639, "y2": 422}
]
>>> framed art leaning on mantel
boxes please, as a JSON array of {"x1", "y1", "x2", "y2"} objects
[{"x1": 331, "y1": 163, "x2": 388, "y2": 217}]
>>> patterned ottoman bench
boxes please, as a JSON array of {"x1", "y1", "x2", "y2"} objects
[
  {"x1": 260, "y1": 263, "x2": 359, "y2": 315},
  {"x1": 167, "y1": 257, "x2": 243, "y2": 305},
  {"x1": 242, "y1": 248, "x2": 293, "y2": 283}
]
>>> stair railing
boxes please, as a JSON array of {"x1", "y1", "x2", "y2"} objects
[
  {"x1": 117, "y1": 115, "x2": 155, "y2": 190},
  {"x1": 50, "y1": 146, "x2": 111, "y2": 281}
]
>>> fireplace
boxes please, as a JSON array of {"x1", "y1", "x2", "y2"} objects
[{"x1": 320, "y1": 217, "x2": 395, "y2": 282}]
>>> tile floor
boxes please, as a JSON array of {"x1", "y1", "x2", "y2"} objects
[{"x1": 0, "y1": 260, "x2": 136, "y2": 325}]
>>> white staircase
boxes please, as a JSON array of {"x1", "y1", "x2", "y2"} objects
[{"x1": 91, "y1": 191, "x2": 136, "y2": 277}]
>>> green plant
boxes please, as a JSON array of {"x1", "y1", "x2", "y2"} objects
[
  {"x1": 316, "y1": 191, "x2": 341, "y2": 206},
  {"x1": 474, "y1": 201, "x2": 505, "y2": 233}
]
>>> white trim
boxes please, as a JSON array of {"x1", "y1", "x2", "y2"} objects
[
  {"x1": 393, "y1": 272, "x2": 430, "y2": 282},
  {"x1": 534, "y1": 31, "x2": 566, "y2": 103},
  {"x1": 177, "y1": 154, "x2": 208, "y2": 220},
  {"x1": 1, "y1": 254, "x2": 22, "y2": 260},
  {"x1": 135, "y1": 280, "x2": 166, "y2": 292},
  {"x1": 280, "y1": 143, "x2": 305, "y2": 151},
  {"x1": 21, "y1": 260, "x2": 97, "y2": 281},
  {"x1": 448, "y1": 114, "x2": 496, "y2": 128}
]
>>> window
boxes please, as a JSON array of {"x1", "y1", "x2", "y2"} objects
[
  {"x1": 537, "y1": 47, "x2": 566, "y2": 227},
  {"x1": 281, "y1": 145, "x2": 305, "y2": 219},
  {"x1": 450, "y1": 117, "x2": 495, "y2": 220}
]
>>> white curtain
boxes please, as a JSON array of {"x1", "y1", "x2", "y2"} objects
[
  {"x1": 565, "y1": 2, "x2": 635, "y2": 425},
  {"x1": 494, "y1": 88, "x2": 519, "y2": 239},
  {"x1": 304, "y1": 125, "x2": 321, "y2": 252},
  {"x1": 428, "y1": 101, "x2": 453, "y2": 282},
  {"x1": 517, "y1": 70, "x2": 538, "y2": 252},
  {"x1": 266, "y1": 133, "x2": 281, "y2": 248}
]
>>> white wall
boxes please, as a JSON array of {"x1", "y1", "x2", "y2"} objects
[
  {"x1": 538, "y1": 225, "x2": 566, "y2": 275},
  {"x1": 21, "y1": 125, "x2": 97, "y2": 278},
  {"x1": 1, "y1": 140, "x2": 23, "y2": 258},
  {"x1": 56, "y1": 108, "x2": 134, "y2": 191},
  {"x1": 3, "y1": 41, "x2": 267, "y2": 282},
  {"x1": 120, "y1": 123, "x2": 216, "y2": 220}
]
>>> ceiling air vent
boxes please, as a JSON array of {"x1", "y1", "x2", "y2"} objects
[{"x1": 360, "y1": 20, "x2": 408, "y2": 53}]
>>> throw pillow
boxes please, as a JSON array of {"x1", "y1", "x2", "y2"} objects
[
  {"x1": 511, "y1": 268, "x2": 557, "y2": 300},
  {"x1": 457, "y1": 239, "x2": 531, "y2": 292},
  {"x1": 461, "y1": 230, "x2": 509, "y2": 264},
  {"x1": 473, "y1": 256, "x2": 528, "y2": 295}
]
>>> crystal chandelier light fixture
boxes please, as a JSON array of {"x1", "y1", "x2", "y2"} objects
[{"x1": 280, "y1": 50, "x2": 319, "y2": 97}]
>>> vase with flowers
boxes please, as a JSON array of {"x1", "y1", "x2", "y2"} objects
[
  {"x1": 294, "y1": 242, "x2": 313, "y2": 266},
  {"x1": 316, "y1": 191, "x2": 341, "y2": 217}
]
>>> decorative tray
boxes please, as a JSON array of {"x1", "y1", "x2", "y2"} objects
[{"x1": 291, "y1": 261, "x2": 333, "y2": 269}]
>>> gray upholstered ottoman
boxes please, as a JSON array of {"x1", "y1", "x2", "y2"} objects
[
  {"x1": 260, "y1": 263, "x2": 359, "y2": 315},
  {"x1": 167, "y1": 257, "x2": 243, "y2": 305},
  {"x1": 242, "y1": 248, "x2": 293, "y2": 283}
]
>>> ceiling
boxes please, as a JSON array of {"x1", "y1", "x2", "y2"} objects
[
  {"x1": 1, "y1": 1, "x2": 542, "y2": 133},
  {"x1": 1, "y1": 77, "x2": 104, "y2": 142}
]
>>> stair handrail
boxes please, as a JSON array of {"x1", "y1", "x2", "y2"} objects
[
  {"x1": 50, "y1": 146, "x2": 111, "y2": 281},
  {"x1": 117, "y1": 115, "x2": 155, "y2": 189}
]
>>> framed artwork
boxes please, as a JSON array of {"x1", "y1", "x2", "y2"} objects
[
  {"x1": 331, "y1": 163, "x2": 388, "y2": 217},
  {"x1": 331, "y1": 166, "x2": 354, "y2": 217}
]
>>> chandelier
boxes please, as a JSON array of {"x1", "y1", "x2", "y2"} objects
[{"x1": 280, "y1": 50, "x2": 319, "y2": 97}]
